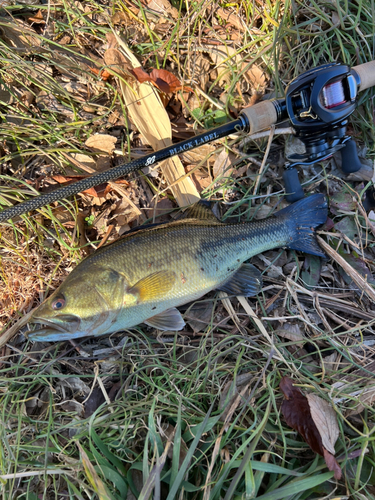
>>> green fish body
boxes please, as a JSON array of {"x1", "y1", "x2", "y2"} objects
[{"x1": 29, "y1": 194, "x2": 327, "y2": 341}]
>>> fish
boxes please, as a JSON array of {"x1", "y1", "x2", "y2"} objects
[{"x1": 28, "y1": 194, "x2": 328, "y2": 342}]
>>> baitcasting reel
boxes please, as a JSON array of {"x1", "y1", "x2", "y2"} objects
[{"x1": 281, "y1": 63, "x2": 363, "y2": 202}]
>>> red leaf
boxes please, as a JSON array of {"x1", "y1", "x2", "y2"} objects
[
  {"x1": 88, "y1": 67, "x2": 112, "y2": 81},
  {"x1": 130, "y1": 66, "x2": 192, "y2": 93},
  {"x1": 150, "y1": 68, "x2": 192, "y2": 93},
  {"x1": 280, "y1": 377, "x2": 323, "y2": 455},
  {"x1": 51, "y1": 175, "x2": 107, "y2": 197},
  {"x1": 131, "y1": 66, "x2": 152, "y2": 83}
]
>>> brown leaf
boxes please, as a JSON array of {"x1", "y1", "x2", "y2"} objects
[
  {"x1": 306, "y1": 393, "x2": 339, "y2": 455},
  {"x1": 131, "y1": 66, "x2": 152, "y2": 83},
  {"x1": 276, "y1": 323, "x2": 304, "y2": 343},
  {"x1": 149, "y1": 68, "x2": 192, "y2": 93},
  {"x1": 280, "y1": 377, "x2": 342, "y2": 480},
  {"x1": 242, "y1": 63, "x2": 267, "y2": 89},
  {"x1": 147, "y1": 0, "x2": 179, "y2": 19},
  {"x1": 213, "y1": 150, "x2": 235, "y2": 179},
  {"x1": 215, "y1": 7, "x2": 244, "y2": 30},
  {"x1": 85, "y1": 134, "x2": 117, "y2": 155},
  {"x1": 51, "y1": 174, "x2": 107, "y2": 198},
  {"x1": 27, "y1": 10, "x2": 45, "y2": 25},
  {"x1": 103, "y1": 48, "x2": 134, "y2": 79}
]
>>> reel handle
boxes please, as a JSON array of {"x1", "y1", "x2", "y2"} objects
[
  {"x1": 283, "y1": 167, "x2": 305, "y2": 203},
  {"x1": 340, "y1": 138, "x2": 362, "y2": 174}
]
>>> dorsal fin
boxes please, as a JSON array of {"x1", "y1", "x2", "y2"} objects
[{"x1": 180, "y1": 200, "x2": 221, "y2": 222}]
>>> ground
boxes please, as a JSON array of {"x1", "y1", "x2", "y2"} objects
[{"x1": 0, "y1": 0, "x2": 374, "y2": 499}]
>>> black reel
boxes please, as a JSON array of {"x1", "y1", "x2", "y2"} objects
[{"x1": 282, "y1": 63, "x2": 362, "y2": 202}]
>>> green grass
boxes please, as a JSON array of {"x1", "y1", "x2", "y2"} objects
[{"x1": 0, "y1": 0, "x2": 374, "y2": 498}]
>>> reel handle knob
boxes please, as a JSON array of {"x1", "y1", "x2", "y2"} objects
[
  {"x1": 283, "y1": 167, "x2": 305, "y2": 203},
  {"x1": 340, "y1": 137, "x2": 362, "y2": 174}
]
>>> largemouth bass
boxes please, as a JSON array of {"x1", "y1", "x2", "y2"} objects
[{"x1": 28, "y1": 194, "x2": 327, "y2": 341}]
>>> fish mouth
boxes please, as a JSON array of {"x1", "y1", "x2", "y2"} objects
[{"x1": 28, "y1": 315, "x2": 81, "y2": 341}]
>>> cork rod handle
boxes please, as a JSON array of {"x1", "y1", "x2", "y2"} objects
[
  {"x1": 352, "y1": 60, "x2": 375, "y2": 91},
  {"x1": 240, "y1": 100, "x2": 278, "y2": 134}
]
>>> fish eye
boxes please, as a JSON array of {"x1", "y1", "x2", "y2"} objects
[{"x1": 51, "y1": 295, "x2": 66, "y2": 311}]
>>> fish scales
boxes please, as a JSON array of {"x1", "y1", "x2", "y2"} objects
[
  {"x1": 76, "y1": 218, "x2": 288, "y2": 297},
  {"x1": 28, "y1": 194, "x2": 328, "y2": 341}
]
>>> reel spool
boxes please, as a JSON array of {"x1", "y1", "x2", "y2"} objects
[{"x1": 282, "y1": 63, "x2": 362, "y2": 202}]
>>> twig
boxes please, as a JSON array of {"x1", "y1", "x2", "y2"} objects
[
  {"x1": 317, "y1": 236, "x2": 375, "y2": 303},
  {"x1": 252, "y1": 125, "x2": 275, "y2": 196}
]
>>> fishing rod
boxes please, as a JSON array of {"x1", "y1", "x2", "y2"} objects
[{"x1": 1, "y1": 60, "x2": 375, "y2": 222}]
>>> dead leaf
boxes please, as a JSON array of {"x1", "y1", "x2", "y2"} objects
[
  {"x1": 61, "y1": 400, "x2": 84, "y2": 417},
  {"x1": 69, "y1": 153, "x2": 96, "y2": 169},
  {"x1": 213, "y1": 150, "x2": 235, "y2": 179},
  {"x1": 243, "y1": 63, "x2": 267, "y2": 89},
  {"x1": 88, "y1": 67, "x2": 112, "y2": 81},
  {"x1": 96, "y1": 156, "x2": 111, "y2": 172},
  {"x1": 146, "y1": 197, "x2": 175, "y2": 222},
  {"x1": 0, "y1": 84, "x2": 11, "y2": 104},
  {"x1": 57, "y1": 376, "x2": 90, "y2": 395},
  {"x1": 215, "y1": 7, "x2": 245, "y2": 30},
  {"x1": 147, "y1": 0, "x2": 179, "y2": 19},
  {"x1": 85, "y1": 134, "x2": 117, "y2": 155},
  {"x1": 185, "y1": 54, "x2": 211, "y2": 90},
  {"x1": 276, "y1": 323, "x2": 304, "y2": 343},
  {"x1": 185, "y1": 165, "x2": 212, "y2": 192},
  {"x1": 306, "y1": 393, "x2": 339, "y2": 455},
  {"x1": 27, "y1": 9, "x2": 45, "y2": 25},
  {"x1": 131, "y1": 66, "x2": 193, "y2": 94},
  {"x1": 131, "y1": 66, "x2": 152, "y2": 83},
  {"x1": 103, "y1": 48, "x2": 134, "y2": 79},
  {"x1": 323, "y1": 448, "x2": 342, "y2": 481},
  {"x1": 0, "y1": 18, "x2": 41, "y2": 50},
  {"x1": 150, "y1": 68, "x2": 192, "y2": 93},
  {"x1": 51, "y1": 174, "x2": 107, "y2": 198},
  {"x1": 280, "y1": 377, "x2": 342, "y2": 480}
]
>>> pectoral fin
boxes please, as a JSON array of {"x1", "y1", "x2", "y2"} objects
[
  {"x1": 217, "y1": 263, "x2": 262, "y2": 296},
  {"x1": 144, "y1": 307, "x2": 185, "y2": 331},
  {"x1": 129, "y1": 270, "x2": 176, "y2": 302}
]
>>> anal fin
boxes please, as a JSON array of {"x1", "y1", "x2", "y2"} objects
[
  {"x1": 144, "y1": 307, "x2": 185, "y2": 331},
  {"x1": 217, "y1": 263, "x2": 262, "y2": 297}
]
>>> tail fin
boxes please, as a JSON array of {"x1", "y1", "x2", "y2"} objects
[{"x1": 275, "y1": 194, "x2": 328, "y2": 257}]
